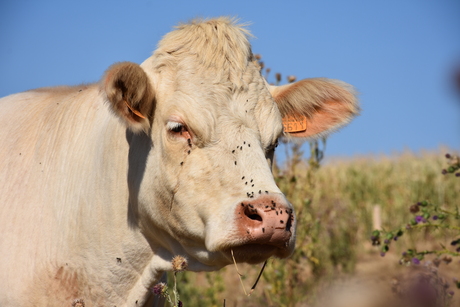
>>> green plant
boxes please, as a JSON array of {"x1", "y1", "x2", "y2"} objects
[
  {"x1": 370, "y1": 153, "x2": 460, "y2": 305},
  {"x1": 152, "y1": 255, "x2": 188, "y2": 307},
  {"x1": 371, "y1": 154, "x2": 460, "y2": 260}
]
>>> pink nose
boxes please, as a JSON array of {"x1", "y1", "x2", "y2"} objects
[{"x1": 235, "y1": 195, "x2": 294, "y2": 248}]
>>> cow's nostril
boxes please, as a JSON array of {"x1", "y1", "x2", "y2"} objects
[
  {"x1": 285, "y1": 214, "x2": 293, "y2": 231},
  {"x1": 244, "y1": 206, "x2": 263, "y2": 222},
  {"x1": 247, "y1": 213, "x2": 262, "y2": 221}
]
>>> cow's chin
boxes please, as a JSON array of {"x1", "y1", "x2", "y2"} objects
[{"x1": 224, "y1": 244, "x2": 292, "y2": 265}]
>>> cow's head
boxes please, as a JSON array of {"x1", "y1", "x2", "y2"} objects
[{"x1": 100, "y1": 18, "x2": 358, "y2": 270}]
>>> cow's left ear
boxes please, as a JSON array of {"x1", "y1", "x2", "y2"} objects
[
  {"x1": 101, "y1": 62, "x2": 155, "y2": 133},
  {"x1": 270, "y1": 78, "x2": 359, "y2": 139}
]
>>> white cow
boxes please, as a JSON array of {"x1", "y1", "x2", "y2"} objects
[{"x1": 0, "y1": 17, "x2": 359, "y2": 306}]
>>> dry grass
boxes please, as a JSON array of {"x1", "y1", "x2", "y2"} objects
[{"x1": 170, "y1": 148, "x2": 460, "y2": 306}]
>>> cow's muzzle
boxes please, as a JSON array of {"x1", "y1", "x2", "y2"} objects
[{"x1": 229, "y1": 194, "x2": 295, "y2": 263}]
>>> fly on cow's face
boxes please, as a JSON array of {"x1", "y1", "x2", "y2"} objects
[{"x1": 167, "y1": 120, "x2": 193, "y2": 142}]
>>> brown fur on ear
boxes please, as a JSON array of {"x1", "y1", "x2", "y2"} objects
[
  {"x1": 101, "y1": 62, "x2": 155, "y2": 132},
  {"x1": 270, "y1": 78, "x2": 359, "y2": 139}
]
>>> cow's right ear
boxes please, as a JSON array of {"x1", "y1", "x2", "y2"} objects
[{"x1": 101, "y1": 62, "x2": 155, "y2": 133}]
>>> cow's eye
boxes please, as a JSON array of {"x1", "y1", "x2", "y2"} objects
[
  {"x1": 167, "y1": 121, "x2": 186, "y2": 134},
  {"x1": 166, "y1": 121, "x2": 193, "y2": 141}
]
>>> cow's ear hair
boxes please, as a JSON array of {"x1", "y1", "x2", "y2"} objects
[
  {"x1": 270, "y1": 78, "x2": 359, "y2": 139},
  {"x1": 101, "y1": 62, "x2": 155, "y2": 133}
]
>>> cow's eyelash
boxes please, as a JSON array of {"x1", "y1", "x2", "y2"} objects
[{"x1": 166, "y1": 121, "x2": 186, "y2": 133}]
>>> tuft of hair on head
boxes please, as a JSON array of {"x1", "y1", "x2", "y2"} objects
[{"x1": 157, "y1": 17, "x2": 254, "y2": 87}]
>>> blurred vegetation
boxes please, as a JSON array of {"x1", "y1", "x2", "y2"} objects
[{"x1": 168, "y1": 149, "x2": 460, "y2": 306}]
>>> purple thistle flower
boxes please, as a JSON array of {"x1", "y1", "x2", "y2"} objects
[
  {"x1": 380, "y1": 252, "x2": 386, "y2": 257},
  {"x1": 432, "y1": 215, "x2": 438, "y2": 220},
  {"x1": 151, "y1": 283, "x2": 166, "y2": 296},
  {"x1": 415, "y1": 215, "x2": 424, "y2": 224},
  {"x1": 412, "y1": 258, "x2": 421, "y2": 265}
]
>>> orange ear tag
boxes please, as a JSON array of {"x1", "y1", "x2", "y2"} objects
[
  {"x1": 282, "y1": 115, "x2": 307, "y2": 133},
  {"x1": 124, "y1": 100, "x2": 146, "y2": 119}
]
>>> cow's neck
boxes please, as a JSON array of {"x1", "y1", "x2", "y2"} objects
[{"x1": 37, "y1": 88, "x2": 165, "y2": 305}]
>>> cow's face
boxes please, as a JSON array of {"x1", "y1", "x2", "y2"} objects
[
  {"x1": 101, "y1": 18, "x2": 359, "y2": 270},
  {"x1": 146, "y1": 58, "x2": 294, "y2": 267}
]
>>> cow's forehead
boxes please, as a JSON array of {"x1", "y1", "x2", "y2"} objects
[
  {"x1": 148, "y1": 18, "x2": 283, "y2": 147},
  {"x1": 160, "y1": 70, "x2": 282, "y2": 148}
]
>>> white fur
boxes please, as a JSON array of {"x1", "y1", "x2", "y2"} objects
[{"x1": 0, "y1": 17, "x2": 358, "y2": 306}]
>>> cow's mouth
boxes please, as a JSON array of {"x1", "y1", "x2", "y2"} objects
[{"x1": 225, "y1": 242, "x2": 293, "y2": 265}]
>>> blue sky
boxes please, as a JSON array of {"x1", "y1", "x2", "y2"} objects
[{"x1": 1, "y1": 0, "x2": 459, "y2": 159}]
